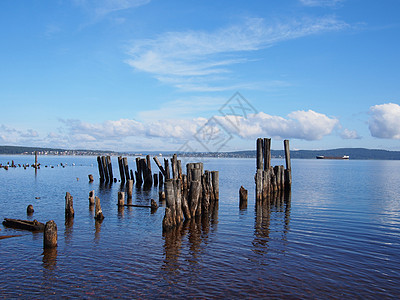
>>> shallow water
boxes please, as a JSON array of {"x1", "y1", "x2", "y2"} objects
[{"x1": 1, "y1": 155, "x2": 400, "y2": 298}]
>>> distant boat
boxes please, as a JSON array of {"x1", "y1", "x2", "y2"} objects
[{"x1": 316, "y1": 155, "x2": 349, "y2": 159}]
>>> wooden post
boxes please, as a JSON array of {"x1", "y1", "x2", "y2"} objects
[
  {"x1": 106, "y1": 156, "x2": 113, "y2": 182},
  {"x1": 239, "y1": 186, "x2": 248, "y2": 209},
  {"x1": 163, "y1": 179, "x2": 176, "y2": 230},
  {"x1": 256, "y1": 169, "x2": 263, "y2": 201},
  {"x1": 27, "y1": 204, "x2": 34, "y2": 214},
  {"x1": 153, "y1": 156, "x2": 166, "y2": 176},
  {"x1": 284, "y1": 139, "x2": 292, "y2": 187},
  {"x1": 118, "y1": 156, "x2": 125, "y2": 182},
  {"x1": 65, "y1": 192, "x2": 74, "y2": 218},
  {"x1": 101, "y1": 156, "x2": 109, "y2": 182},
  {"x1": 159, "y1": 171, "x2": 163, "y2": 188},
  {"x1": 264, "y1": 138, "x2": 271, "y2": 170},
  {"x1": 174, "y1": 179, "x2": 183, "y2": 224},
  {"x1": 164, "y1": 158, "x2": 170, "y2": 180},
  {"x1": 171, "y1": 154, "x2": 178, "y2": 179},
  {"x1": 153, "y1": 173, "x2": 158, "y2": 187},
  {"x1": 159, "y1": 190, "x2": 166, "y2": 201},
  {"x1": 189, "y1": 180, "x2": 201, "y2": 218},
  {"x1": 88, "y1": 174, "x2": 94, "y2": 182},
  {"x1": 127, "y1": 179, "x2": 133, "y2": 204},
  {"x1": 202, "y1": 171, "x2": 211, "y2": 214},
  {"x1": 118, "y1": 191, "x2": 125, "y2": 206},
  {"x1": 123, "y1": 157, "x2": 130, "y2": 181},
  {"x1": 256, "y1": 138, "x2": 263, "y2": 170},
  {"x1": 34, "y1": 151, "x2": 38, "y2": 169},
  {"x1": 177, "y1": 160, "x2": 182, "y2": 181},
  {"x1": 97, "y1": 156, "x2": 105, "y2": 182},
  {"x1": 43, "y1": 220, "x2": 57, "y2": 249},
  {"x1": 211, "y1": 171, "x2": 219, "y2": 201},
  {"x1": 94, "y1": 196, "x2": 104, "y2": 220},
  {"x1": 89, "y1": 190, "x2": 95, "y2": 206},
  {"x1": 145, "y1": 155, "x2": 153, "y2": 187}
]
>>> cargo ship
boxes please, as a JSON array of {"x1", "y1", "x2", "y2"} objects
[{"x1": 316, "y1": 155, "x2": 349, "y2": 159}]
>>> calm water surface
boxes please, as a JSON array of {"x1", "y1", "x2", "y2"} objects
[{"x1": 1, "y1": 155, "x2": 400, "y2": 299}]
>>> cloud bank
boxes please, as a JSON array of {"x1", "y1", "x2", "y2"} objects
[{"x1": 369, "y1": 103, "x2": 400, "y2": 139}]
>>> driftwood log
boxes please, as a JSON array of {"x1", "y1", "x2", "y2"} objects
[{"x1": 2, "y1": 218, "x2": 45, "y2": 231}]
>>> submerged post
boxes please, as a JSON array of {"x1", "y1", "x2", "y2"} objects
[{"x1": 94, "y1": 196, "x2": 104, "y2": 220}]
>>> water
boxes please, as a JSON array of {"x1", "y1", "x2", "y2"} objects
[{"x1": 1, "y1": 155, "x2": 400, "y2": 298}]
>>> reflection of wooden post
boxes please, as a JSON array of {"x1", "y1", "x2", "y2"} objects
[
  {"x1": 43, "y1": 220, "x2": 57, "y2": 249},
  {"x1": 65, "y1": 192, "x2": 74, "y2": 218},
  {"x1": 94, "y1": 196, "x2": 104, "y2": 220},
  {"x1": 118, "y1": 191, "x2": 125, "y2": 206}
]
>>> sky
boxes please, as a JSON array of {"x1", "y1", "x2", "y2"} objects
[{"x1": 1, "y1": 0, "x2": 400, "y2": 152}]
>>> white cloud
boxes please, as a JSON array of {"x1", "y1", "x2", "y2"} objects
[
  {"x1": 126, "y1": 17, "x2": 348, "y2": 91},
  {"x1": 299, "y1": 0, "x2": 345, "y2": 7},
  {"x1": 340, "y1": 128, "x2": 361, "y2": 139},
  {"x1": 369, "y1": 103, "x2": 400, "y2": 139}
]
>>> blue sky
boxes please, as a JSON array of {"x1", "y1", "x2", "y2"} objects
[{"x1": 1, "y1": 0, "x2": 399, "y2": 152}]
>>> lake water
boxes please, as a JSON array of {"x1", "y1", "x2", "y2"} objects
[{"x1": 1, "y1": 155, "x2": 400, "y2": 299}]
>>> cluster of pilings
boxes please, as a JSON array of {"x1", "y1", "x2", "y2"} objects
[
  {"x1": 97, "y1": 156, "x2": 114, "y2": 183},
  {"x1": 159, "y1": 155, "x2": 219, "y2": 231},
  {"x1": 255, "y1": 138, "x2": 292, "y2": 201}
]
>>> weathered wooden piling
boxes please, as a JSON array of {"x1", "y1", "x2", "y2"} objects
[
  {"x1": 27, "y1": 204, "x2": 34, "y2": 214},
  {"x1": 43, "y1": 220, "x2": 57, "y2": 249},
  {"x1": 65, "y1": 192, "x2": 74, "y2": 218},
  {"x1": 239, "y1": 186, "x2": 248, "y2": 209},
  {"x1": 106, "y1": 156, "x2": 113, "y2": 182},
  {"x1": 94, "y1": 196, "x2": 104, "y2": 220},
  {"x1": 153, "y1": 156, "x2": 166, "y2": 177},
  {"x1": 123, "y1": 157, "x2": 130, "y2": 182},
  {"x1": 101, "y1": 156, "x2": 109, "y2": 182},
  {"x1": 89, "y1": 190, "x2": 95, "y2": 206},
  {"x1": 118, "y1": 156, "x2": 125, "y2": 182},
  {"x1": 255, "y1": 138, "x2": 292, "y2": 200},
  {"x1": 153, "y1": 173, "x2": 158, "y2": 187},
  {"x1": 164, "y1": 158, "x2": 170, "y2": 180},
  {"x1": 284, "y1": 139, "x2": 292, "y2": 188},
  {"x1": 97, "y1": 156, "x2": 105, "y2": 182},
  {"x1": 211, "y1": 171, "x2": 219, "y2": 201},
  {"x1": 34, "y1": 151, "x2": 38, "y2": 169},
  {"x1": 88, "y1": 174, "x2": 94, "y2": 182},
  {"x1": 127, "y1": 179, "x2": 133, "y2": 204},
  {"x1": 118, "y1": 191, "x2": 125, "y2": 206},
  {"x1": 159, "y1": 171, "x2": 164, "y2": 188}
]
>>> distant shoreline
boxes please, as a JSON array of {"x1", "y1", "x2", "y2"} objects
[{"x1": 1, "y1": 145, "x2": 400, "y2": 160}]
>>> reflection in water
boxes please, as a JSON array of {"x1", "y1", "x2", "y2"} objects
[
  {"x1": 253, "y1": 191, "x2": 291, "y2": 255},
  {"x1": 65, "y1": 217, "x2": 74, "y2": 244},
  {"x1": 162, "y1": 203, "x2": 219, "y2": 282},
  {"x1": 42, "y1": 248, "x2": 57, "y2": 271},
  {"x1": 94, "y1": 219, "x2": 103, "y2": 242}
]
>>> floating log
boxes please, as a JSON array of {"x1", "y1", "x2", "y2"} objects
[
  {"x1": 94, "y1": 196, "x2": 104, "y2": 220},
  {"x1": 65, "y1": 192, "x2": 74, "y2": 218},
  {"x1": 0, "y1": 235, "x2": 22, "y2": 240},
  {"x1": 27, "y1": 204, "x2": 34, "y2": 214},
  {"x1": 43, "y1": 220, "x2": 57, "y2": 249},
  {"x1": 3, "y1": 218, "x2": 45, "y2": 231}
]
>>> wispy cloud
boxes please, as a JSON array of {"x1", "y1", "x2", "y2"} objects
[
  {"x1": 369, "y1": 103, "x2": 400, "y2": 139},
  {"x1": 299, "y1": 0, "x2": 345, "y2": 7},
  {"x1": 75, "y1": 0, "x2": 151, "y2": 18},
  {"x1": 340, "y1": 128, "x2": 361, "y2": 139},
  {"x1": 126, "y1": 16, "x2": 348, "y2": 91}
]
